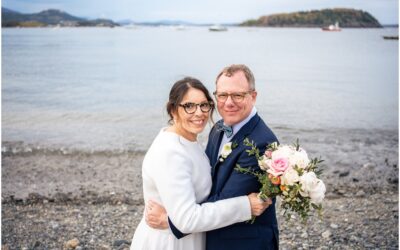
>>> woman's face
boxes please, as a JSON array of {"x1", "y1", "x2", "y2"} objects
[{"x1": 173, "y1": 88, "x2": 210, "y2": 141}]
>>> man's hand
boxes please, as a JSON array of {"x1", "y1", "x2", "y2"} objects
[
  {"x1": 247, "y1": 193, "x2": 272, "y2": 216},
  {"x1": 145, "y1": 200, "x2": 169, "y2": 229}
]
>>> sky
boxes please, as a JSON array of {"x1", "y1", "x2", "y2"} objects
[{"x1": 2, "y1": 0, "x2": 399, "y2": 24}]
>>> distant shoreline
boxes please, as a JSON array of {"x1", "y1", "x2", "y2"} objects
[{"x1": 3, "y1": 7, "x2": 398, "y2": 29}]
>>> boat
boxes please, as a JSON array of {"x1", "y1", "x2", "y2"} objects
[
  {"x1": 209, "y1": 24, "x2": 227, "y2": 32},
  {"x1": 383, "y1": 36, "x2": 398, "y2": 40},
  {"x1": 322, "y1": 22, "x2": 341, "y2": 31}
]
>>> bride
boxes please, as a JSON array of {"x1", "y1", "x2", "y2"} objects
[{"x1": 130, "y1": 77, "x2": 271, "y2": 250}]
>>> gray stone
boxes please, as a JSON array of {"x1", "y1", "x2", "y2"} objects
[
  {"x1": 330, "y1": 223, "x2": 339, "y2": 229},
  {"x1": 322, "y1": 230, "x2": 331, "y2": 239}
]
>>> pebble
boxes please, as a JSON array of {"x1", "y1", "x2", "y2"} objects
[
  {"x1": 113, "y1": 240, "x2": 131, "y2": 247},
  {"x1": 330, "y1": 223, "x2": 339, "y2": 229},
  {"x1": 301, "y1": 232, "x2": 308, "y2": 238},
  {"x1": 363, "y1": 163, "x2": 375, "y2": 169},
  {"x1": 355, "y1": 190, "x2": 366, "y2": 197},
  {"x1": 64, "y1": 238, "x2": 79, "y2": 249},
  {"x1": 98, "y1": 245, "x2": 111, "y2": 250},
  {"x1": 322, "y1": 230, "x2": 331, "y2": 239}
]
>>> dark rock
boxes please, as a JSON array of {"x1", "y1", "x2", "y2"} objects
[
  {"x1": 387, "y1": 177, "x2": 398, "y2": 184},
  {"x1": 28, "y1": 192, "x2": 47, "y2": 202},
  {"x1": 113, "y1": 240, "x2": 131, "y2": 247},
  {"x1": 31, "y1": 240, "x2": 42, "y2": 249},
  {"x1": 53, "y1": 192, "x2": 71, "y2": 202},
  {"x1": 339, "y1": 171, "x2": 350, "y2": 177}
]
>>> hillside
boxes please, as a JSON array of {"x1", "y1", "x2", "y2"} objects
[
  {"x1": 2, "y1": 8, "x2": 119, "y2": 27},
  {"x1": 241, "y1": 8, "x2": 382, "y2": 28}
]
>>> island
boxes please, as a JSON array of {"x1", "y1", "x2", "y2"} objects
[
  {"x1": 2, "y1": 8, "x2": 119, "y2": 28},
  {"x1": 240, "y1": 8, "x2": 382, "y2": 28}
]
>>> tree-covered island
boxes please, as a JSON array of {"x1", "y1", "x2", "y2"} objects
[{"x1": 241, "y1": 8, "x2": 382, "y2": 28}]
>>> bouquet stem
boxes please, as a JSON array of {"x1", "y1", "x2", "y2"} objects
[{"x1": 257, "y1": 192, "x2": 269, "y2": 202}]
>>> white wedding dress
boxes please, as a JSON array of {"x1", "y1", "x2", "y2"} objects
[{"x1": 130, "y1": 129, "x2": 251, "y2": 250}]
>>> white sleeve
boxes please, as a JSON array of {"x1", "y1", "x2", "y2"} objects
[{"x1": 153, "y1": 149, "x2": 251, "y2": 234}]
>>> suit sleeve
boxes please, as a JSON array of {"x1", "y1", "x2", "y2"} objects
[{"x1": 153, "y1": 149, "x2": 251, "y2": 237}]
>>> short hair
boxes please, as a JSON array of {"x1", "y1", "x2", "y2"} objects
[
  {"x1": 166, "y1": 77, "x2": 214, "y2": 124},
  {"x1": 215, "y1": 64, "x2": 255, "y2": 90}
]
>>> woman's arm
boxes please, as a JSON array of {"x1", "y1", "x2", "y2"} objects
[{"x1": 153, "y1": 150, "x2": 252, "y2": 234}]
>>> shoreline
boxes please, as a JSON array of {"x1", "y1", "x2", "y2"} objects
[{"x1": 2, "y1": 132, "x2": 398, "y2": 249}]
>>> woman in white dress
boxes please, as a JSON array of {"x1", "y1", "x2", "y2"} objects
[{"x1": 130, "y1": 77, "x2": 269, "y2": 250}]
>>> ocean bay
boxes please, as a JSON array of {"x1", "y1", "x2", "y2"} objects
[{"x1": 2, "y1": 26, "x2": 398, "y2": 152}]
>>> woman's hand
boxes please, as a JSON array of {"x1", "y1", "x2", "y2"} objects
[
  {"x1": 145, "y1": 200, "x2": 169, "y2": 229},
  {"x1": 247, "y1": 193, "x2": 272, "y2": 216}
]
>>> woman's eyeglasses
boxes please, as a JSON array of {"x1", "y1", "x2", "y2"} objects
[{"x1": 178, "y1": 102, "x2": 213, "y2": 114}]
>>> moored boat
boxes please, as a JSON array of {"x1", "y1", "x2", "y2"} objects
[
  {"x1": 322, "y1": 22, "x2": 341, "y2": 31},
  {"x1": 209, "y1": 24, "x2": 227, "y2": 32},
  {"x1": 383, "y1": 36, "x2": 398, "y2": 40}
]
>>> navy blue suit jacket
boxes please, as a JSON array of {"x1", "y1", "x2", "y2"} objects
[{"x1": 169, "y1": 113, "x2": 279, "y2": 250}]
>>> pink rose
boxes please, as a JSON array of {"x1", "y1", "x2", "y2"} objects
[{"x1": 267, "y1": 157, "x2": 289, "y2": 176}]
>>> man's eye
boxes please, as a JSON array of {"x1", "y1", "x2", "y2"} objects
[
  {"x1": 233, "y1": 94, "x2": 243, "y2": 98},
  {"x1": 218, "y1": 94, "x2": 228, "y2": 98}
]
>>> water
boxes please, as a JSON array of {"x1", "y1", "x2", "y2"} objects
[{"x1": 2, "y1": 27, "x2": 398, "y2": 152}]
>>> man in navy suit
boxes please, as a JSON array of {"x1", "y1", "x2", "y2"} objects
[{"x1": 146, "y1": 64, "x2": 279, "y2": 249}]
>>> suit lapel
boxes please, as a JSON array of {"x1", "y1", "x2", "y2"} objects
[
  {"x1": 213, "y1": 114, "x2": 261, "y2": 192},
  {"x1": 230, "y1": 114, "x2": 260, "y2": 145},
  {"x1": 207, "y1": 126, "x2": 224, "y2": 178}
]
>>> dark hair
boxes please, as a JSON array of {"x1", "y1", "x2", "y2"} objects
[
  {"x1": 166, "y1": 77, "x2": 214, "y2": 124},
  {"x1": 215, "y1": 64, "x2": 255, "y2": 90}
]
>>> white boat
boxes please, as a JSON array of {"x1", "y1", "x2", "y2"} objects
[
  {"x1": 209, "y1": 24, "x2": 227, "y2": 32},
  {"x1": 322, "y1": 22, "x2": 341, "y2": 31}
]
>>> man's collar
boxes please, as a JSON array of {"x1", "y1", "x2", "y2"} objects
[{"x1": 221, "y1": 106, "x2": 257, "y2": 138}]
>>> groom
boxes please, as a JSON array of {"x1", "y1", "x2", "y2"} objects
[{"x1": 147, "y1": 64, "x2": 279, "y2": 249}]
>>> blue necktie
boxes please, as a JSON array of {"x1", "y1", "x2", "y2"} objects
[{"x1": 216, "y1": 120, "x2": 233, "y2": 138}]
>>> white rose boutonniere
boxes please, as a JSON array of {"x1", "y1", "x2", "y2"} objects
[{"x1": 219, "y1": 142, "x2": 238, "y2": 162}]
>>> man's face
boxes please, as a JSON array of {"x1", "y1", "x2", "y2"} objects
[{"x1": 215, "y1": 71, "x2": 257, "y2": 126}]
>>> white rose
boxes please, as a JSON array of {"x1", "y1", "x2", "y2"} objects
[
  {"x1": 299, "y1": 172, "x2": 326, "y2": 204},
  {"x1": 309, "y1": 180, "x2": 326, "y2": 204},
  {"x1": 299, "y1": 172, "x2": 318, "y2": 197},
  {"x1": 258, "y1": 156, "x2": 269, "y2": 171},
  {"x1": 281, "y1": 167, "x2": 299, "y2": 186},
  {"x1": 271, "y1": 145, "x2": 292, "y2": 161},
  {"x1": 289, "y1": 148, "x2": 310, "y2": 169},
  {"x1": 220, "y1": 142, "x2": 232, "y2": 159}
]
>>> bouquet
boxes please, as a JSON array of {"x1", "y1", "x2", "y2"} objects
[{"x1": 236, "y1": 138, "x2": 326, "y2": 222}]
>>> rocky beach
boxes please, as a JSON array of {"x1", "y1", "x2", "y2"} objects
[{"x1": 1, "y1": 127, "x2": 399, "y2": 249}]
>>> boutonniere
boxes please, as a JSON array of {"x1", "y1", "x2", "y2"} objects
[{"x1": 219, "y1": 141, "x2": 238, "y2": 162}]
